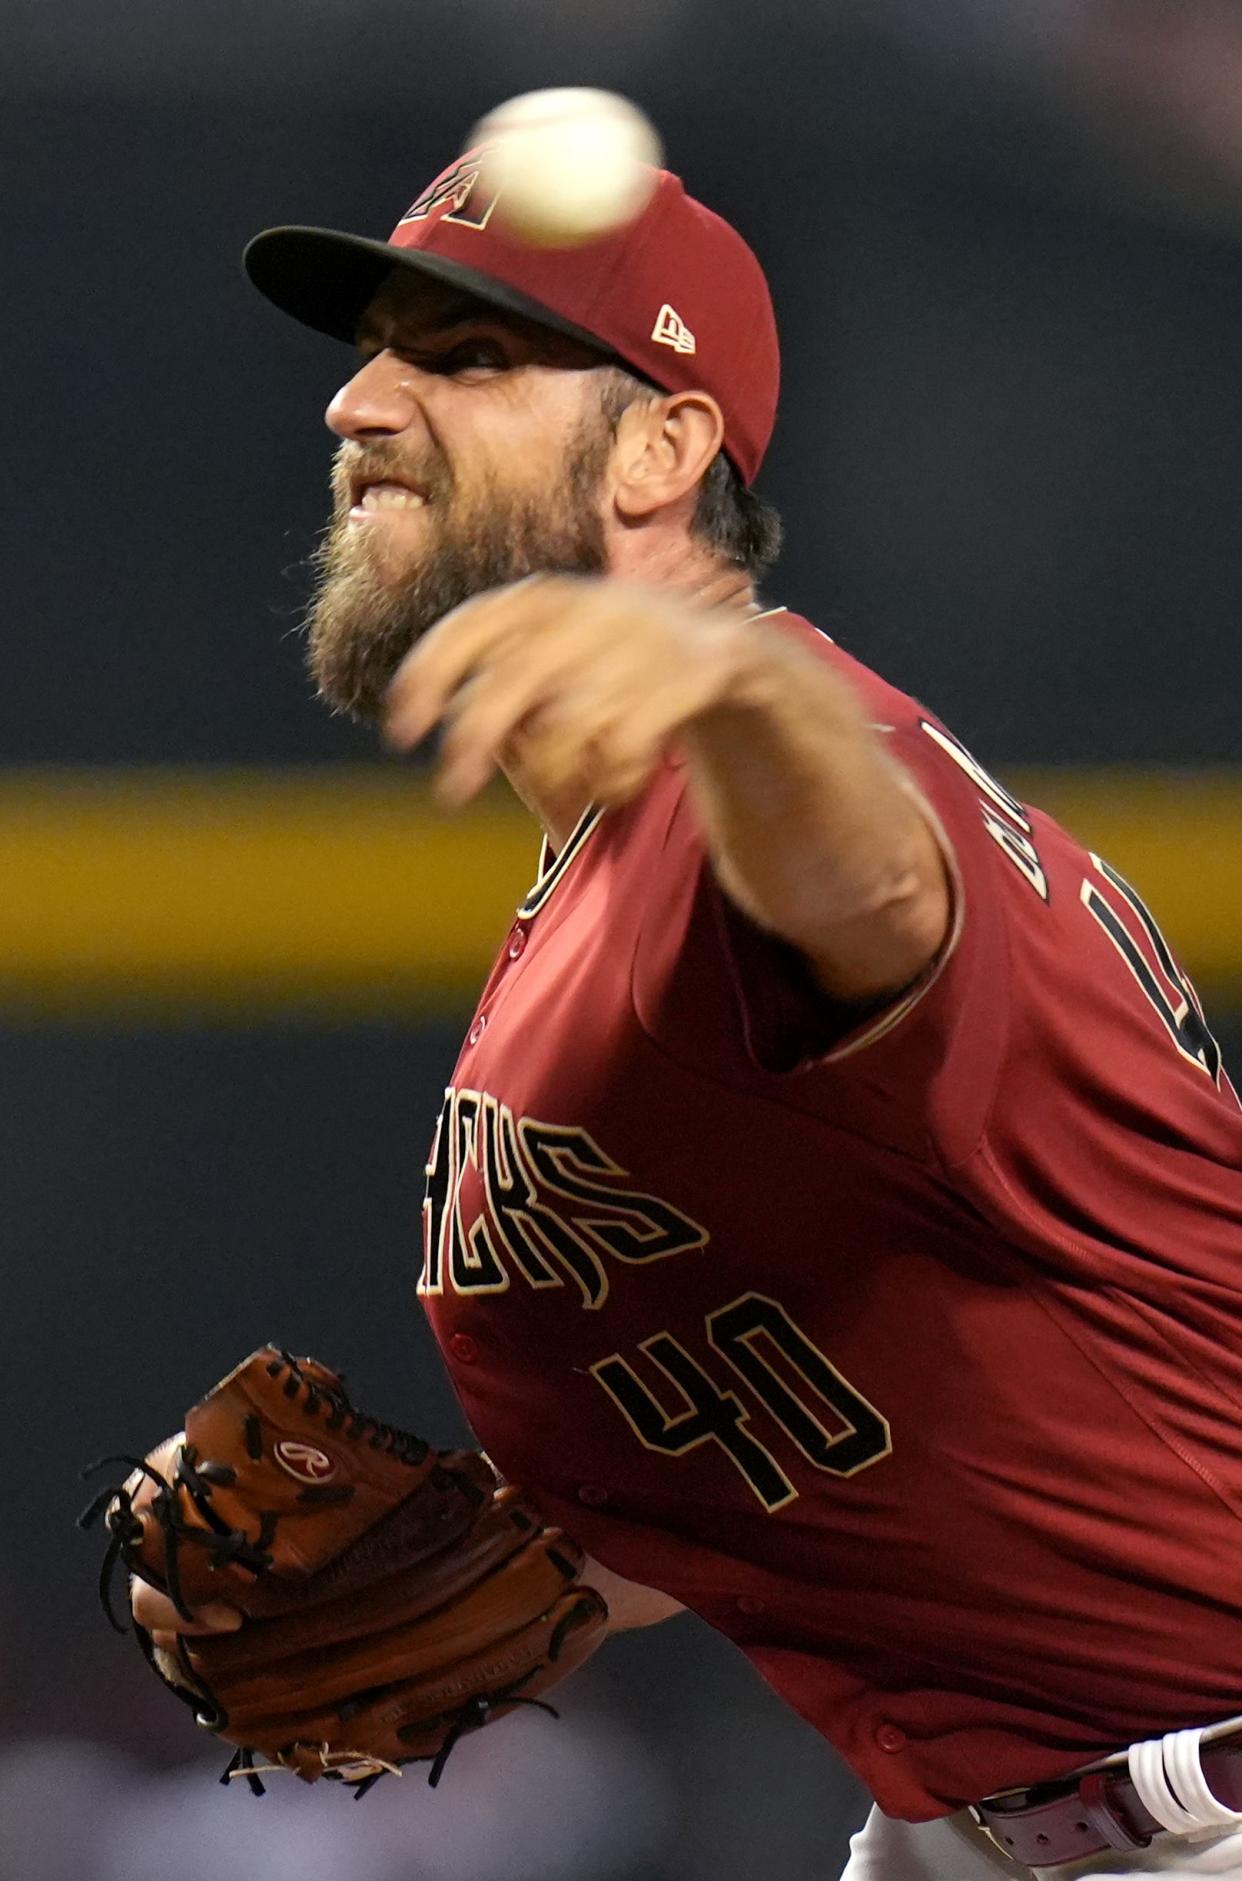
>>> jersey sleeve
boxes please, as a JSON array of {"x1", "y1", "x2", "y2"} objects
[
  {"x1": 708, "y1": 715, "x2": 973, "y2": 1066},
  {"x1": 631, "y1": 624, "x2": 1019, "y2": 1165}
]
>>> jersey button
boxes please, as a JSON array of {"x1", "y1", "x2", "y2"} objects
[
  {"x1": 875, "y1": 1722, "x2": 906, "y2": 1754},
  {"x1": 448, "y1": 1333, "x2": 479, "y2": 1364},
  {"x1": 467, "y1": 1014, "x2": 487, "y2": 1045},
  {"x1": 507, "y1": 926, "x2": 527, "y2": 960},
  {"x1": 577, "y1": 1483, "x2": 609, "y2": 1507},
  {"x1": 735, "y1": 1595, "x2": 766, "y2": 1616}
]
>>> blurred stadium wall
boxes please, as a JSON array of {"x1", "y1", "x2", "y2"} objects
[{"x1": 0, "y1": 768, "x2": 1236, "y2": 1017}]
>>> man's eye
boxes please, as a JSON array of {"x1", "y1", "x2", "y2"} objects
[
  {"x1": 442, "y1": 340, "x2": 506, "y2": 373},
  {"x1": 353, "y1": 338, "x2": 508, "y2": 373}
]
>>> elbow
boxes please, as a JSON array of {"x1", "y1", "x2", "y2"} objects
[
  {"x1": 801, "y1": 842, "x2": 954, "y2": 1005},
  {"x1": 887, "y1": 863, "x2": 954, "y2": 984}
]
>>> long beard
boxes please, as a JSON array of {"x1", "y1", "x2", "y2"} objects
[{"x1": 302, "y1": 426, "x2": 610, "y2": 721}]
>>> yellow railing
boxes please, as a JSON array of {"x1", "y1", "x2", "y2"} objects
[{"x1": 0, "y1": 767, "x2": 1236, "y2": 1016}]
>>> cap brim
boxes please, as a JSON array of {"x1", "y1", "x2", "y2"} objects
[{"x1": 242, "y1": 225, "x2": 615, "y2": 359}]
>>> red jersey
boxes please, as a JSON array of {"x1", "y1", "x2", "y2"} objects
[{"x1": 419, "y1": 611, "x2": 1242, "y2": 1819}]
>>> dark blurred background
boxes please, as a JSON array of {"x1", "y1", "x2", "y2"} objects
[{"x1": 6, "y1": 3, "x2": 1242, "y2": 1877}]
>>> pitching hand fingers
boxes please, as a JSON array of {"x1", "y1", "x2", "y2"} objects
[
  {"x1": 384, "y1": 575, "x2": 573, "y2": 752},
  {"x1": 512, "y1": 685, "x2": 669, "y2": 806},
  {"x1": 434, "y1": 630, "x2": 621, "y2": 803}
]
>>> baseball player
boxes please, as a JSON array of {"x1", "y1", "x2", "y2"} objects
[{"x1": 130, "y1": 152, "x2": 1242, "y2": 1878}]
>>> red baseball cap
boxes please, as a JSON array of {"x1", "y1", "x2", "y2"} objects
[{"x1": 243, "y1": 152, "x2": 780, "y2": 485}]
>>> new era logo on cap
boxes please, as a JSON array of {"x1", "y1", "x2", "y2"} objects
[{"x1": 651, "y1": 302, "x2": 695, "y2": 354}]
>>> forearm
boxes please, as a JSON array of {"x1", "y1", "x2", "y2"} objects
[
  {"x1": 583, "y1": 1554, "x2": 685, "y2": 1632},
  {"x1": 680, "y1": 630, "x2": 950, "y2": 1000}
]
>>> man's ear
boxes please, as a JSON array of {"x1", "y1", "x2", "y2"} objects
[{"x1": 612, "y1": 392, "x2": 725, "y2": 521}]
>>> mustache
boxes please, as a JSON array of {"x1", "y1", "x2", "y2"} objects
[{"x1": 329, "y1": 443, "x2": 453, "y2": 511}]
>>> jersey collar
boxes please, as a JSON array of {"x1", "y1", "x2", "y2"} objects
[
  {"x1": 513, "y1": 606, "x2": 787, "y2": 921},
  {"x1": 517, "y1": 802, "x2": 605, "y2": 920}
]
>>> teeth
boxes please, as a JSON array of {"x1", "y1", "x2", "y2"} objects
[{"x1": 359, "y1": 483, "x2": 427, "y2": 511}]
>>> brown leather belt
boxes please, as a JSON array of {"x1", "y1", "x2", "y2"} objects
[{"x1": 972, "y1": 1730, "x2": 1242, "y2": 1868}]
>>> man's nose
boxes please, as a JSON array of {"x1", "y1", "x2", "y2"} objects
[{"x1": 326, "y1": 351, "x2": 427, "y2": 440}]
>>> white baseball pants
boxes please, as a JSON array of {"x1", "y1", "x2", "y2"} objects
[{"x1": 842, "y1": 1804, "x2": 1242, "y2": 1880}]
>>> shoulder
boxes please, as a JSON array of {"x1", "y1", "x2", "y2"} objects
[{"x1": 758, "y1": 611, "x2": 931, "y2": 731}]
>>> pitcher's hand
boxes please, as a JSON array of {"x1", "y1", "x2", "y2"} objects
[
  {"x1": 384, "y1": 575, "x2": 763, "y2": 808},
  {"x1": 124, "y1": 1435, "x2": 242, "y2": 1648}
]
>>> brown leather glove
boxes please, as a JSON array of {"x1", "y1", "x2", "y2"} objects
[{"x1": 80, "y1": 1347, "x2": 608, "y2": 1794}]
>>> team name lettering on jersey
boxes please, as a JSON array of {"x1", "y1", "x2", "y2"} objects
[
  {"x1": 422, "y1": 1088, "x2": 894, "y2": 1509},
  {"x1": 919, "y1": 720, "x2": 1233, "y2": 1097},
  {"x1": 919, "y1": 719, "x2": 1049, "y2": 901},
  {"x1": 419, "y1": 1087, "x2": 709, "y2": 1309}
]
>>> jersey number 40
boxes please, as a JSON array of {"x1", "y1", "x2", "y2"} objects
[{"x1": 592, "y1": 1290, "x2": 892, "y2": 1512}]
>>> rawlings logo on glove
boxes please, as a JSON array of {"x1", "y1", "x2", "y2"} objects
[{"x1": 79, "y1": 1347, "x2": 608, "y2": 1794}]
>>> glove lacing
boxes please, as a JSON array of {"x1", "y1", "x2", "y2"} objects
[
  {"x1": 218, "y1": 1687, "x2": 562, "y2": 1798},
  {"x1": 264, "y1": 1351, "x2": 430, "y2": 1466},
  {"x1": 78, "y1": 1355, "x2": 582, "y2": 1800},
  {"x1": 77, "y1": 1352, "x2": 431, "y2": 1632},
  {"x1": 77, "y1": 1450, "x2": 276, "y2": 1631}
]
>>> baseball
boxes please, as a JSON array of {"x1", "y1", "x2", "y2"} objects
[{"x1": 470, "y1": 88, "x2": 663, "y2": 247}]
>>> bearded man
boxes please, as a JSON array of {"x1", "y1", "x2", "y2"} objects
[{"x1": 129, "y1": 153, "x2": 1242, "y2": 1881}]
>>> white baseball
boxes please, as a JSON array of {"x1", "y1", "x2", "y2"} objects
[{"x1": 470, "y1": 88, "x2": 663, "y2": 247}]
